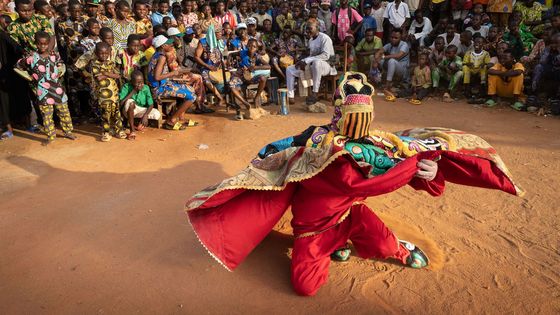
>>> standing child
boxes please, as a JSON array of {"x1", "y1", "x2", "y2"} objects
[
  {"x1": 409, "y1": 52, "x2": 431, "y2": 104},
  {"x1": 89, "y1": 42, "x2": 125, "y2": 142},
  {"x1": 432, "y1": 44, "x2": 463, "y2": 102},
  {"x1": 17, "y1": 32, "x2": 76, "y2": 145},
  {"x1": 80, "y1": 18, "x2": 101, "y2": 53},
  {"x1": 120, "y1": 70, "x2": 160, "y2": 140},
  {"x1": 463, "y1": 37, "x2": 491, "y2": 103},
  {"x1": 120, "y1": 34, "x2": 148, "y2": 81}
]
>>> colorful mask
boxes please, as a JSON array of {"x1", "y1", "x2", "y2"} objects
[{"x1": 330, "y1": 72, "x2": 375, "y2": 140}]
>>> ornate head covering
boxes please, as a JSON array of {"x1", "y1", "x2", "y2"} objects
[{"x1": 330, "y1": 72, "x2": 375, "y2": 140}]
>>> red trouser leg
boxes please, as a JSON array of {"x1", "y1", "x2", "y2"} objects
[{"x1": 290, "y1": 203, "x2": 409, "y2": 296}]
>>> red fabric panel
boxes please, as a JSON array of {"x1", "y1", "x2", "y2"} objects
[{"x1": 188, "y1": 184, "x2": 296, "y2": 270}]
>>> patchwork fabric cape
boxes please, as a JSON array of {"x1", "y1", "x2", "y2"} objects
[{"x1": 185, "y1": 126, "x2": 524, "y2": 271}]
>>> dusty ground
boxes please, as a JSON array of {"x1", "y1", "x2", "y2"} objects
[{"x1": 0, "y1": 98, "x2": 559, "y2": 314}]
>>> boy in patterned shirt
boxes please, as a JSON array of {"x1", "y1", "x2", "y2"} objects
[
  {"x1": 133, "y1": 0, "x2": 152, "y2": 39},
  {"x1": 463, "y1": 37, "x2": 491, "y2": 103},
  {"x1": 88, "y1": 42, "x2": 125, "y2": 142},
  {"x1": 17, "y1": 32, "x2": 76, "y2": 145},
  {"x1": 8, "y1": 0, "x2": 55, "y2": 53}
]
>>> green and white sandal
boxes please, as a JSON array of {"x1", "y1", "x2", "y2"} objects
[
  {"x1": 400, "y1": 240, "x2": 429, "y2": 269},
  {"x1": 330, "y1": 247, "x2": 351, "y2": 262}
]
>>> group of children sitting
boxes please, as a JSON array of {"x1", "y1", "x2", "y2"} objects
[{"x1": 0, "y1": 0, "x2": 559, "y2": 144}]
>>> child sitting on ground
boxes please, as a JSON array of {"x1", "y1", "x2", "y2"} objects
[
  {"x1": 17, "y1": 32, "x2": 76, "y2": 145},
  {"x1": 463, "y1": 37, "x2": 491, "y2": 103},
  {"x1": 120, "y1": 70, "x2": 161, "y2": 140},
  {"x1": 432, "y1": 44, "x2": 463, "y2": 102},
  {"x1": 429, "y1": 37, "x2": 446, "y2": 68},
  {"x1": 410, "y1": 52, "x2": 432, "y2": 105},
  {"x1": 88, "y1": 42, "x2": 125, "y2": 142}
]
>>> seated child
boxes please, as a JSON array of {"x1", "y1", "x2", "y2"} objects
[
  {"x1": 485, "y1": 48, "x2": 525, "y2": 111},
  {"x1": 88, "y1": 42, "x2": 124, "y2": 142},
  {"x1": 120, "y1": 34, "x2": 148, "y2": 81},
  {"x1": 458, "y1": 31, "x2": 474, "y2": 58},
  {"x1": 432, "y1": 44, "x2": 463, "y2": 102},
  {"x1": 355, "y1": 28, "x2": 383, "y2": 74},
  {"x1": 463, "y1": 4, "x2": 491, "y2": 29},
  {"x1": 17, "y1": 32, "x2": 76, "y2": 145},
  {"x1": 410, "y1": 52, "x2": 432, "y2": 104},
  {"x1": 484, "y1": 26, "x2": 502, "y2": 57},
  {"x1": 463, "y1": 37, "x2": 491, "y2": 102},
  {"x1": 120, "y1": 70, "x2": 161, "y2": 140},
  {"x1": 429, "y1": 37, "x2": 446, "y2": 67},
  {"x1": 465, "y1": 14, "x2": 490, "y2": 38}
]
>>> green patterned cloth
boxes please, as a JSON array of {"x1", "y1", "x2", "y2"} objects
[{"x1": 8, "y1": 15, "x2": 54, "y2": 52}]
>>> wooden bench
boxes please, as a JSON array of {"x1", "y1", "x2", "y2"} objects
[{"x1": 154, "y1": 98, "x2": 177, "y2": 128}]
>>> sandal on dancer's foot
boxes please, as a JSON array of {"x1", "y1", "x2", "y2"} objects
[
  {"x1": 330, "y1": 247, "x2": 351, "y2": 262},
  {"x1": 164, "y1": 121, "x2": 187, "y2": 130},
  {"x1": 127, "y1": 132, "x2": 136, "y2": 140},
  {"x1": 400, "y1": 240, "x2": 429, "y2": 269},
  {"x1": 1, "y1": 130, "x2": 14, "y2": 140}
]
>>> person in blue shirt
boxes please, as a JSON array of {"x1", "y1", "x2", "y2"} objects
[
  {"x1": 151, "y1": 0, "x2": 176, "y2": 26},
  {"x1": 239, "y1": 38, "x2": 271, "y2": 108},
  {"x1": 358, "y1": 3, "x2": 377, "y2": 43}
]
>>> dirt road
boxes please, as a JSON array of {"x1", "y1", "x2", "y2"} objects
[{"x1": 1, "y1": 98, "x2": 559, "y2": 314}]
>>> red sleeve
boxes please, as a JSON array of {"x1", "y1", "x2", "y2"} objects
[{"x1": 408, "y1": 170, "x2": 446, "y2": 196}]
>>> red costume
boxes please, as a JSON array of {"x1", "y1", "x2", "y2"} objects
[{"x1": 185, "y1": 73, "x2": 523, "y2": 296}]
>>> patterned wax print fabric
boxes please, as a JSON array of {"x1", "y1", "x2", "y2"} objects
[
  {"x1": 56, "y1": 17, "x2": 87, "y2": 61},
  {"x1": 104, "y1": 19, "x2": 136, "y2": 49},
  {"x1": 514, "y1": 2, "x2": 546, "y2": 33},
  {"x1": 80, "y1": 37, "x2": 102, "y2": 54},
  {"x1": 147, "y1": 51, "x2": 196, "y2": 101},
  {"x1": 182, "y1": 12, "x2": 198, "y2": 28},
  {"x1": 89, "y1": 59, "x2": 120, "y2": 105},
  {"x1": 120, "y1": 50, "x2": 148, "y2": 80},
  {"x1": 17, "y1": 52, "x2": 68, "y2": 106},
  {"x1": 199, "y1": 18, "x2": 219, "y2": 33},
  {"x1": 8, "y1": 15, "x2": 54, "y2": 52},
  {"x1": 135, "y1": 17, "x2": 153, "y2": 35}
]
